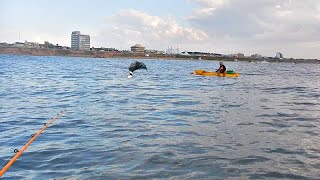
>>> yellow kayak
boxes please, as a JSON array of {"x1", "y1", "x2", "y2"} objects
[{"x1": 194, "y1": 70, "x2": 240, "y2": 77}]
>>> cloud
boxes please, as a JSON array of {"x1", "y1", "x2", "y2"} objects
[
  {"x1": 0, "y1": 28, "x2": 69, "y2": 46},
  {"x1": 186, "y1": 0, "x2": 320, "y2": 58},
  {"x1": 187, "y1": 0, "x2": 228, "y2": 18},
  {"x1": 189, "y1": 0, "x2": 227, "y2": 7},
  {"x1": 96, "y1": 9, "x2": 208, "y2": 50}
]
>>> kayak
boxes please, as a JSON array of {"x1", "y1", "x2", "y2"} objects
[{"x1": 194, "y1": 69, "x2": 240, "y2": 77}]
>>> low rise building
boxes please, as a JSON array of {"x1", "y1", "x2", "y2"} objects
[
  {"x1": 24, "y1": 41, "x2": 40, "y2": 48},
  {"x1": 131, "y1": 44, "x2": 145, "y2": 54},
  {"x1": 0, "y1": 42, "x2": 9, "y2": 47},
  {"x1": 251, "y1": 54, "x2": 263, "y2": 58},
  {"x1": 237, "y1": 53, "x2": 245, "y2": 58},
  {"x1": 40, "y1": 41, "x2": 55, "y2": 48},
  {"x1": 228, "y1": 53, "x2": 245, "y2": 58},
  {"x1": 145, "y1": 49, "x2": 165, "y2": 54},
  {"x1": 180, "y1": 51, "x2": 190, "y2": 56},
  {"x1": 13, "y1": 42, "x2": 25, "y2": 47}
]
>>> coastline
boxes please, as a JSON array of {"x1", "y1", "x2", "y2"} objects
[{"x1": 0, "y1": 47, "x2": 319, "y2": 64}]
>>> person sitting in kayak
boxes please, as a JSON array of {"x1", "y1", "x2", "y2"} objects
[{"x1": 216, "y1": 62, "x2": 226, "y2": 74}]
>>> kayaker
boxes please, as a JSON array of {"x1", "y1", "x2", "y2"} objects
[{"x1": 216, "y1": 62, "x2": 226, "y2": 74}]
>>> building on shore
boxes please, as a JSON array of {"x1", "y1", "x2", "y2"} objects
[
  {"x1": 131, "y1": 44, "x2": 145, "y2": 54},
  {"x1": 180, "y1": 51, "x2": 190, "y2": 56},
  {"x1": 39, "y1": 41, "x2": 55, "y2": 48},
  {"x1": 0, "y1": 42, "x2": 9, "y2": 47},
  {"x1": 13, "y1": 42, "x2": 25, "y2": 47},
  {"x1": 228, "y1": 53, "x2": 245, "y2": 58},
  {"x1": 186, "y1": 51, "x2": 210, "y2": 56},
  {"x1": 145, "y1": 49, "x2": 165, "y2": 55},
  {"x1": 276, "y1": 52, "x2": 284, "y2": 59},
  {"x1": 24, "y1": 41, "x2": 40, "y2": 48},
  {"x1": 237, "y1": 53, "x2": 245, "y2": 58},
  {"x1": 180, "y1": 51, "x2": 224, "y2": 57},
  {"x1": 71, "y1": 31, "x2": 90, "y2": 51},
  {"x1": 251, "y1": 54, "x2": 263, "y2": 58}
]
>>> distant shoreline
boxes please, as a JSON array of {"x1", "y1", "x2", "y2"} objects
[{"x1": 0, "y1": 47, "x2": 319, "y2": 64}]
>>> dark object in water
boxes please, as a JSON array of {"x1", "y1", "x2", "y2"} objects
[{"x1": 129, "y1": 61, "x2": 147, "y2": 73}]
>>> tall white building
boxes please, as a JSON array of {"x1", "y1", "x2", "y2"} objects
[{"x1": 71, "y1": 31, "x2": 90, "y2": 51}]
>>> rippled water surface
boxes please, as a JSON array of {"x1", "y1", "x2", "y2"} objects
[{"x1": 0, "y1": 55, "x2": 319, "y2": 179}]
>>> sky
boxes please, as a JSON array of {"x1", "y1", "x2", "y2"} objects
[{"x1": 1, "y1": 0, "x2": 320, "y2": 59}]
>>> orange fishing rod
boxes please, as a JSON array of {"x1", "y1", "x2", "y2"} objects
[{"x1": 0, "y1": 110, "x2": 66, "y2": 177}]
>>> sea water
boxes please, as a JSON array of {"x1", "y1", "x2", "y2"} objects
[{"x1": 0, "y1": 55, "x2": 319, "y2": 179}]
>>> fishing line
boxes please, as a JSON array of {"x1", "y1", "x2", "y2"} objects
[
  {"x1": 0, "y1": 160, "x2": 9, "y2": 171},
  {"x1": 0, "y1": 110, "x2": 66, "y2": 177}
]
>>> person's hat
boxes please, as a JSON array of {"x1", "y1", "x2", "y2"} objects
[{"x1": 219, "y1": 62, "x2": 223, "y2": 65}]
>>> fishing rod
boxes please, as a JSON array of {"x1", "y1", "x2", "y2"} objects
[{"x1": 0, "y1": 110, "x2": 66, "y2": 177}]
